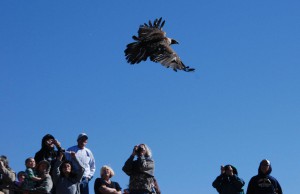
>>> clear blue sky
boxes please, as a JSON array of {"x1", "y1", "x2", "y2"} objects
[{"x1": 1, "y1": 1, "x2": 299, "y2": 193}]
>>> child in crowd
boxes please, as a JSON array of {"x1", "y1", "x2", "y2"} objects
[
  {"x1": 13, "y1": 171, "x2": 26, "y2": 194},
  {"x1": 35, "y1": 160, "x2": 53, "y2": 193},
  {"x1": 22, "y1": 157, "x2": 43, "y2": 190},
  {"x1": 14, "y1": 171, "x2": 26, "y2": 188}
]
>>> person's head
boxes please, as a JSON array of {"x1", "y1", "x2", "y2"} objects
[
  {"x1": 41, "y1": 134, "x2": 56, "y2": 150},
  {"x1": 25, "y1": 157, "x2": 36, "y2": 169},
  {"x1": 259, "y1": 159, "x2": 272, "y2": 175},
  {"x1": 137, "y1": 144, "x2": 152, "y2": 157},
  {"x1": 59, "y1": 160, "x2": 73, "y2": 177},
  {"x1": 0, "y1": 155, "x2": 10, "y2": 169},
  {"x1": 77, "y1": 133, "x2": 88, "y2": 149},
  {"x1": 224, "y1": 165, "x2": 238, "y2": 176},
  {"x1": 37, "y1": 160, "x2": 50, "y2": 174},
  {"x1": 17, "y1": 171, "x2": 26, "y2": 182},
  {"x1": 100, "y1": 165, "x2": 115, "y2": 179}
]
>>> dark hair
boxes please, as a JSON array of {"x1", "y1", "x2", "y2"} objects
[
  {"x1": 25, "y1": 157, "x2": 34, "y2": 166},
  {"x1": 258, "y1": 159, "x2": 272, "y2": 175},
  {"x1": 224, "y1": 165, "x2": 238, "y2": 175},
  {"x1": 41, "y1": 134, "x2": 55, "y2": 149},
  {"x1": 17, "y1": 171, "x2": 26, "y2": 180},
  {"x1": 59, "y1": 160, "x2": 77, "y2": 178}
]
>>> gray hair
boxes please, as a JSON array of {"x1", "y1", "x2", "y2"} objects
[{"x1": 140, "y1": 144, "x2": 152, "y2": 158}]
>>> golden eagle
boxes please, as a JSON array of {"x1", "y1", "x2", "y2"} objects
[{"x1": 125, "y1": 17, "x2": 195, "y2": 72}]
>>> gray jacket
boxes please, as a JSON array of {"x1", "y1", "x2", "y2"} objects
[
  {"x1": 52, "y1": 157, "x2": 84, "y2": 194},
  {"x1": 122, "y1": 155, "x2": 155, "y2": 193},
  {"x1": 35, "y1": 160, "x2": 53, "y2": 193},
  {"x1": 0, "y1": 165, "x2": 16, "y2": 194}
]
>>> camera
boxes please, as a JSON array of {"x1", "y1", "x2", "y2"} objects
[
  {"x1": 136, "y1": 146, "x2": 145, "y2": 155},
  {"x1": 136, "y1": 147, "x2": 143, "y2": 153}
]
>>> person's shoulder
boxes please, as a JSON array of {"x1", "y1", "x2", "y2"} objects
[
  {"x1": 94, "y1": 178, "x2": 105, "y2": 185},
  {"x1": 84, "y1": 147, "x2": 94, "y2": 154},
  {"x1": 94, "y1": 177, "x2": 101, "y2": 183},
  {"x1": 267, "y1": 175, "x2": 279, "y2": 182},
  {"x1": 112, "y1": 181, "x2": 121, "y2": 186},
  {"x1": 26, "y1": 168, "x2": 33, "y2": 172},
  {"x1": 249, "y1": 174, "x2": 259, "y2": 181},
  {"x1": 67, "y1": 145, "x2": 78, "y2": 151}
]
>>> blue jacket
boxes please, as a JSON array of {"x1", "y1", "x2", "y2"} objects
[
  {"x1": 213, "y1": 174, "x2": 245, "y2": 194},
  {"x1": 246, "y1": 162, "x2": 282, "y2": 194}
]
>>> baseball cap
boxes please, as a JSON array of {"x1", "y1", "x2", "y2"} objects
[{"x1": 77, "y1": 133, "x2": 88, "y2": 141}]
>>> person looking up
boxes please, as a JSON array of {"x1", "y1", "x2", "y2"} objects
[
  {"x1": 35, "y1": 134, "x2": 64, "y2": 171},
  {"x1": 212, "y1": 164, "x2": 245, "y2": 194},
  {"x1": 122, "y1": 144, "x2": 156, "y2": 194},
  {"x1": 35, "y1": 160, "x2": 53, "y2": 193},
  {"x1": 52, "y1": 151, "x2": 85, "y2": 194},
  {"x1": 94, "y1": 165, "x2": 121, "y2": 194}
]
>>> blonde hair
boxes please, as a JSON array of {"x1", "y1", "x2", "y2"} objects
[
  {"x1": 139, "y1": 143, "x2": 152, "y2": 158},
  {"x1": 100, "y1": 165, "x2": 115, "y2": 178}
]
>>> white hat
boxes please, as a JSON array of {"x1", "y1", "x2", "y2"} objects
[{"x1": 77, "y1": 133, "x2": 88, "y2": 141}]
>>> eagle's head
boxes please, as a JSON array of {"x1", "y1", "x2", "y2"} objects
[{"x1": 166, "y1": 38, "x2": 179, "y2": 45}]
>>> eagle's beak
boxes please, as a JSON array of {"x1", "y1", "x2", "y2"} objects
[{"x1": 171, "y1": 39, "x2": 179, "y2": 45}]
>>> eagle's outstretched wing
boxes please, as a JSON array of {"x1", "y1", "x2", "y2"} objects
[
  {"x1": 150, "y1": 40, "x2": 195, "y2": 72},
  {"x1": 137, "y1": 18, "x2": 166, "y2": 42}
]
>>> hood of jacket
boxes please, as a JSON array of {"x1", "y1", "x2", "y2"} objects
[
  {"x1": 258, "y1": 159, "x2": 272, "y2": 175},
  {"x1": 41, "y1": 134, "x2": 55, "y2": 150}
]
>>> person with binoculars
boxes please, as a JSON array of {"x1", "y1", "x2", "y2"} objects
[{"x1": 122, "y1": 144, "x2": 157, "y2": 194}]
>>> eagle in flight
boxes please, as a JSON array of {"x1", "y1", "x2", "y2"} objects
[{"x1": 124, "y1": 17, "x2": 195, "y2": 72}]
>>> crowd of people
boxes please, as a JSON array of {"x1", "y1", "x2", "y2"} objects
[
  {"x1": 0, "y1": 133, "x2": 159, "y2": 194},
  {"x1": 1, "y1": 133, "x2": 282, "y2": 194}
]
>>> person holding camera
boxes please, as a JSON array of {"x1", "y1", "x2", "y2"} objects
[
  {"x1": 0, "y1": 155, "x2": 16, "y2": 194},
  {"x1": 34, "y1": 134, "x2": 65, "y2": 194},
  {"x1": 122, "y1": 144, "x2": 156, "y2": 194},
  {"x1": 34, "y1": 134, "x2": 64, "y2": 169},
  {"x1": 212, "y1": 165, "x2": 245, "y2": 194}
]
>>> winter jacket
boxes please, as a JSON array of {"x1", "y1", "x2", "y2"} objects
[
  {"x1": 34, "y1": 134, "x2": 63, "y2": 167},
  {"x1": 35, "y1": 160, "x2": 53, "y2": 193},
  {"x1": 52, "y1": 157, "x2": 84, "y2": 194},
  {"x1": 0, "y1": 165, "x2": 16, "y2": 194},
  {"x1": 246, "y1": 162, "x2": 282, "y2": 194},
  {"x1": 213, "y1": 174, "x2": 245, "y2": 194},
  {"x1": 122, "y1": 155, "x2": 155, "y2": 193}
]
